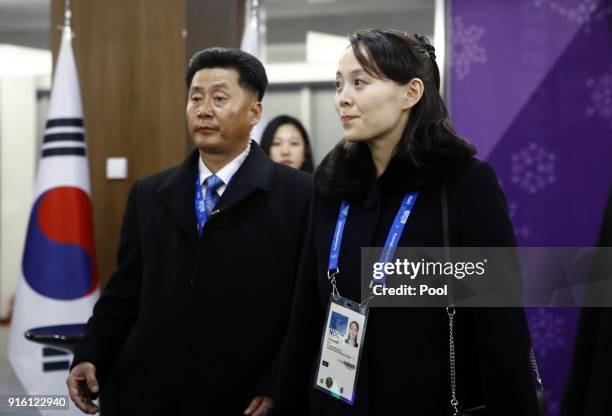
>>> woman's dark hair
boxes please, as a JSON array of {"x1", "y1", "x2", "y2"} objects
[
  {"x1": 315, "y1": 28, "x2": 476, "y2": 198},
  {"x1": 347, "y1": 28, "x2": 475, "y2": 166},
  {"x1": 186, "y1": 47, "x2": 268, "y2": 101},
  {"x1": 260, "y1": 115, "x2": 315, "y2": 173}
]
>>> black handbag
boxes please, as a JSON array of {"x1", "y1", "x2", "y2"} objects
[{"x1": 440, "y1": 177, "x2": 547, "y2": 416}]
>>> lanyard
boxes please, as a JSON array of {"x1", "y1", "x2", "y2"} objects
[
  {"x1": 195, "y1": 174, "x2": 207, "y2": 236},
  {"x1": 327, "y1": 192, "x2": 419, "y2": 297}
]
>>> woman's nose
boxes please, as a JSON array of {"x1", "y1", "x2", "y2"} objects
[{"x1": 337, "y1": 90, "x2": 353, "y2": 108}]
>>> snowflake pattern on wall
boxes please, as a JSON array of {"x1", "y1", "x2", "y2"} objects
[
  {"x1": 509, "y1": 201, "x2": 518, "y2": 219},
  {"x1": 452, "y1": 16, "x2": 487, "y2": 80},
  {"x1": 528, "y1": 308, "x2": 565, "y2": 357},
  {"x1": 544, "y1": 388, "x2": 560, "y2": 416},
  {"x1": 586, "y1": 65, "x2": 612, "y2": 128},
  {"x1": 515, "y1": 226, "x2": 532, "y2": 238},
  {"x1": 511, "y1": 143, "x2": 556, "y2": 195},
  {"x1": 533, "y1": 0, "x2": 612, "y2": 32},
  {"x1": 508, "y1": 202, "x2": 532, "y2": 239}
]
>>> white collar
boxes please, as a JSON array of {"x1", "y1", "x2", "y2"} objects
[{"x1": 198, "y1": 141, "x2": 251, "y2": 196}]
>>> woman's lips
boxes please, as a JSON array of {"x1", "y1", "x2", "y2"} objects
[{"x1": 341, "y1": 115, "x2": 357, "y2": 123}]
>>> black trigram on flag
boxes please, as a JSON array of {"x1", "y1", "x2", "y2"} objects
[
  {"x1": 41, "y1": 118, "x2": 86, "y2": 158},
  {"x1": 42, "y1": 347, "x2": 71, "y2": 372}
]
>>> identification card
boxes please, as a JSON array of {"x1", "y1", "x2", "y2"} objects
[{"x1": 314, "y1": 295, "x2": 368, "y2": 404}]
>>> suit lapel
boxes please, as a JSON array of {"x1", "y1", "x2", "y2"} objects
[
  {"x1": 214, "y1": 142, "x2": 273, "y2": 213},
  {"x1": 156, "y1": 150, "x2": 199, "y2": 249},
  {"x1": 154, "y1": 143, "x2": 274, "y2": 246}
]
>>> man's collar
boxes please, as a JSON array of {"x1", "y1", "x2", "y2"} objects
[
  {"x1": 155, "y1": 140, "x2": 273, "y2": 195},
  {"x1": 198, "y1": 140, "x2": 251, "y2": 187},
  {"x1": 154, "y1": 141, "x2": 274, "y2": 247},
  {"x1": 228, "y1": 140, "x2": 273, "y2": 191}
]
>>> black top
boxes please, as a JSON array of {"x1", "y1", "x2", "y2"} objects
[{"x1": 271, "y1": 142, "x2": 539, "y2": 415}]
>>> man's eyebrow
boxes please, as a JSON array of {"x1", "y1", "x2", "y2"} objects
[
  {"x1": 189, "y1": 83, "x2": 231, "y2": 92},
  {"x1": 210, "y1": 82, "x2": 230, "y2": 90}
]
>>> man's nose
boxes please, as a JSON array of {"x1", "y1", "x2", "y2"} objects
[{"x1": 197, "y1": 100, "x2": 213, "y2": 118}]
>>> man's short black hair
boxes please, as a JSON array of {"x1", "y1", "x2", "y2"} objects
[{"x1": 186, "y1": 47, "x2": 268, "y2": 101}]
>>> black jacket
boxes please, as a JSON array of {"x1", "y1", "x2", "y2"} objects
[
  {"x1": 271, "y1": 141, "x2": 539, "y2": 415},
  {"x1": 72, "y1": 142, "x2": 312, "y2": 415}
]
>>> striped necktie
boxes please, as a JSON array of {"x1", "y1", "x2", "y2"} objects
[{"x1": 204, "y1": 174, "x2": 223, "y2": 217}]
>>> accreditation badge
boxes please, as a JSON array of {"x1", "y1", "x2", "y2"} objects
[{"x1": 314, "y1": 295, "x2": 368, "y2": 404}]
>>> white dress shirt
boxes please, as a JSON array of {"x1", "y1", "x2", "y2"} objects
[{"x1": 198, "y1": 140, "x2": 251, "y2": 197}]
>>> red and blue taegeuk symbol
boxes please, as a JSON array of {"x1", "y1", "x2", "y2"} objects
[{"x1": 22, "y1": 187, "x2": 98, "y2": 300}]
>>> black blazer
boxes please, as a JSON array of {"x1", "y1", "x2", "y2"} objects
[
  {"x1": 271, "y1": 143, "x2": 539, "y2": 415},
  {"x1": 72, "y1": 142, "x2": 312, "y2": 415}
]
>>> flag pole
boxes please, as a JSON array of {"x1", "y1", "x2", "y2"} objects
[
  {"x1": 252, "y1": 0, "x2": 259, "y2": 26},
  {"x1": 63, "y1": 0, "x2": 73, "y2": 39}
]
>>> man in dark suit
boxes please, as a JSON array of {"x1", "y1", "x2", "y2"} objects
[{"x1": 67, "y1": 48, "x2": 312, "y2": 415}]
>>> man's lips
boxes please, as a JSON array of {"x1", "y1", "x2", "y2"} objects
[{"x1": 195, "y1": 126, "x2": 218, "y2": 132}]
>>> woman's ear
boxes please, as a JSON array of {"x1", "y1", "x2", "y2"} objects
[{"x1": 401, "y1": 78, "x2": 424, "y2": 110}]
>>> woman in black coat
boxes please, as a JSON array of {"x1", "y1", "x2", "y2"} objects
[{"x1": 270, "y1": 29, "x2": 539, "y2": 415}]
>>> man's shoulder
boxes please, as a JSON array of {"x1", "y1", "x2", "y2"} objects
[{"x1": 130, "y1": 163, "x2": 185, "y2": 196}]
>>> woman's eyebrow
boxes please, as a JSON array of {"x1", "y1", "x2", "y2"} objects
[{"x1": 336, "y1": 69, "x2": 368, "y2": 77}]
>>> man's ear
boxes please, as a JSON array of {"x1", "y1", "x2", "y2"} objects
[
  {"x1": 401, "y1": 78, "x2": 424, "y2": 110},
  {"x1": 250, "y1": 101, "x2": 263, "y2": 127}
]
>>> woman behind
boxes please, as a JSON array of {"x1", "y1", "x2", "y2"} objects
[
  {"x1": 270, "y1": 29, "x2": 539, "y2": 415},
  {"x1": 261, "y1": 115, "x2": 315, "y2": 173}
]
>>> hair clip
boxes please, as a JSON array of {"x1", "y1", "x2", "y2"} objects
[{"x1": 414, "y1": 34, "x2": 436, "y2": 60}]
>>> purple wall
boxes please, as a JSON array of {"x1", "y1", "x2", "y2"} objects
[{"x1": 450, "y1": 1, "x2": 612, "y2": 414}]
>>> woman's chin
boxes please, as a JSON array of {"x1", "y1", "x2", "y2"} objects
[
  {"x1": 342, "y1": 130, "x2": 372, "y2": 143},
  {"x1": 344, "y1": 135, "x2": 370, "y2": 144}
]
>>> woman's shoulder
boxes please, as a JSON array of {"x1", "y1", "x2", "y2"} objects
[{"x1": 447, "y1": 157, "x2": 502, "y2": 192}]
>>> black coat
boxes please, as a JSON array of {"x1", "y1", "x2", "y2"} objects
[
  {"x1": 72, "y1": 142, "x2": 312, "y2": 415},
  {"x1": 271, "y1": 142, "x2": 539, "y2": 415}
]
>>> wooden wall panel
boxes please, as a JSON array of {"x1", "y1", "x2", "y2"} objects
[
  {"x1": 186, "y1": 0, "x2": 245, "y2": 59},
  {"x1": 51, "y1": 0, "x2": 244, "y2": 287}
]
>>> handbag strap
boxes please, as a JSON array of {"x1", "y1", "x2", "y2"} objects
[
  {"x1": 530, "y1": 348, "x2": 544, "y2": 391},
  {"x1": 447, "y1": 307, "x2": 459, "y2": 415},
  {"x1": 441, "y1": 177, "x2": 461, "y2": 415},
  {"x1": 441, "y1": 176, "x2": 545, "y2": 416}
]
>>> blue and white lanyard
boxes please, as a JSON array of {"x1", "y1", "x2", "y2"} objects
[
  {"x1": 194, "y1": 174, "x2": 207, "y2": 236},
  {"x1": 327, "y1": 192, "x2": 419, "y2": 298}
]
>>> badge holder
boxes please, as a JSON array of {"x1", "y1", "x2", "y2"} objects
[
  {"x1": 315, "y1": 193, "x2": 417, "y2": 405},
  {"x1": 313, "y1": 269, "x2": 369, "y2": 405}
]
